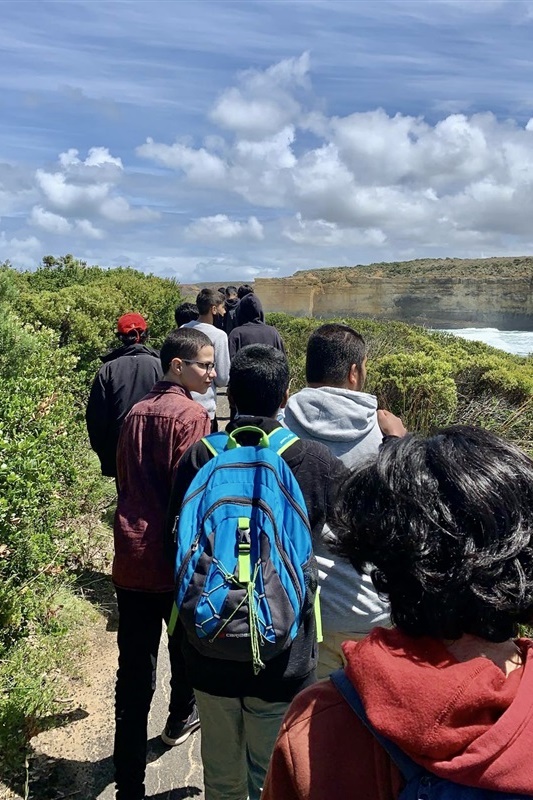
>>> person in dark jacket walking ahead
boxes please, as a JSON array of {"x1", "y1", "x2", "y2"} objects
[
  {"x1": 86, "y1": 313, "x2": 162, "y2": 477},
  {"x1": 222, "y1": 285, "x2": 240, "y2": 335},
  {"x1": 228, "y1": 294, "x2": 286, "y2": 360},
  {"x1": 166, "y1": 344, "x2": 348, "y2": 800}
]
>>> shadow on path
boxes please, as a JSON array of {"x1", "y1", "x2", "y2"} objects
[{"x1": 28, "y1": 735, "x2": 203, "y2": 800}]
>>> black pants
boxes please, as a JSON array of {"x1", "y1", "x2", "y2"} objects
[{"x1": 114, "y1": 588, "x2": 194, "y2": 800}]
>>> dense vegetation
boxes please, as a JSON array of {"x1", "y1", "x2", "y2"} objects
[
  {"x1": 0, "y1": 255, "x2": 531, "y2": 790},
  {"x1": 289, "y1": 255, "x2": 533, "y2": 281},
  {"x1": 0, "y1": 256, "x2": 181, "y2": 790}
]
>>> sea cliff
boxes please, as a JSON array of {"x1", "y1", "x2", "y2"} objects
[{"x1": 254, "y1": 257, "x2": 533, "y2": 330}]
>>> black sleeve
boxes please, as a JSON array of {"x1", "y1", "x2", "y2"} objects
[
  {"x1": 228, "y1": 331, "x2": 239, "y2": 361},
  {"x1": 85, "y1": 368, "x2": 109, "y2": 456},
  {"x1": 164, "y1": 441, "x2": 213, "y2": 563}
]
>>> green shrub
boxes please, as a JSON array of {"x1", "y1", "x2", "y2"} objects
[{"x1": 13, "y1": 255, "x2": 182, "y2": 376}]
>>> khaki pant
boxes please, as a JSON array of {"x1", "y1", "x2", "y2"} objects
[
  {"x1": 195, "y1": 690, "x2": 289, "y2": 800},
  {"x1": 317, "y1": 630, "x2": 366, "y2": 680}
]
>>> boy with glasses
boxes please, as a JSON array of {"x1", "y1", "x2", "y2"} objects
[{"x1": 113, "y1": 327, "x2": 215, "y2": 800}]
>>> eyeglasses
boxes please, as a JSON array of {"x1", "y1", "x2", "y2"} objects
[{"x1": 182, "y1": 359, "x2": 216, "y2": 373}]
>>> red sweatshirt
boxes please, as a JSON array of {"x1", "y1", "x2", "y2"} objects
[{"x1": 263, "y1": 627, "x2": 533, "y2": 799}]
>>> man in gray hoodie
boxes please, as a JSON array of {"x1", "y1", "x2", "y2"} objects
[{"x1": 284, "y1": 323, "x2": 405, "y2": 678}]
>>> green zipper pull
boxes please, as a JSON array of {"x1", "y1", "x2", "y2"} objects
[{"x1": 237, "y1": 517, "x2": 251, "y2": 583}]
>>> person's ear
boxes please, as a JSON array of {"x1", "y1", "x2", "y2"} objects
[
  {"x1": 280, "y1": 388, "x2": 290, "y2": 409},
  {"x1": 172, "y1": 357, "x2": 182, "y2": 375},
  {"x1": 348, "y1": 363, "x2": 359, "y2": 389}
]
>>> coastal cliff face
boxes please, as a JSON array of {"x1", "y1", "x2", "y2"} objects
[{"x1": 254, "y1": 257, "x2": 533, "y2": 330}]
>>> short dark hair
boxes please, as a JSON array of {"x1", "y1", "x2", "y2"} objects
[
  {"x1": 237, "y1": 284, "x2": 254, "y2": 299},
  {"x1": 226, "y1": 285, "x2": 238, "y2": 297},
  {"x1": 196, "y1": 289, "x2": 225, "y2": 315},
  {"x1": 160, "y1": 328, "x2": 212, "y2": 373},
  {"x1": 306, "y1": 324, "x2": 366, "y2": 385},
  {"x1": 218, "y1": 287, "x2": 226, "y2": 295},
  {"x1": 230, "y1": 344, "x2": 289, "y2": 417},
  {"x1": 118, "y1": 329, "x2": 149, "y2": 345},
  {"x1": 333, "y1": 425, "x2": 533, "y2": 642},
  {"x1": 174, "y1": 302, "x2": 199, "y2": 327}
]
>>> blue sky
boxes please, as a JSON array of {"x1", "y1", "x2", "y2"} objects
[{"x1": 2, "y1": 0, "x2": 533, "y2": 279}]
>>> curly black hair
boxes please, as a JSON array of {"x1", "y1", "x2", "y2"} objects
[{"x1": 332, "y1": 425, "x2": 533, "y2": 642}]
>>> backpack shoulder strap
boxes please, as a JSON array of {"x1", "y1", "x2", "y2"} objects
[
  {"x1": 201, "y1": 431, "x2": 230, "y2": 458},
  {"x1": 267, "y1": 427, "x2": 299, "y2": 456},
  {"x1": 330, "y1": 669, "x2": 424, "y2": 784}
]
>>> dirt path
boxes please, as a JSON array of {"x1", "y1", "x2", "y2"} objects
[
  {"x1": 25, "y1": 582, "x2": 203, "y2": 800},
  {"x1": 4, "y1": 392, "x2": 231, "y2": 800}
]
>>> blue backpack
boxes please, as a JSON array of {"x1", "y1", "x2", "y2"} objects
[
  {"x1": 331, "y1": 669, "x2": 529, "y2": 799},
  {"x1": 170, "y1": 426, "x2": 317, "y2": 674}
]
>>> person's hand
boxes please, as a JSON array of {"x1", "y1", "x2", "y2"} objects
[{"x1": 377, "y1": 409, "x2": 408, "y2": 438}]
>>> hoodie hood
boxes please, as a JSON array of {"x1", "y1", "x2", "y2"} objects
[
  {"x1": 285, "y1": 386, "x2": 382, "y2": 466},
  {"x1": 344, "y1": 628, "x2": 533, "y2": 794},
  {"x1": 236, "y1": 293, "x2": 265, "y2": 324},
  {"x1": 100, "y1": 343, "x2": 159, "y2": 363},
  {"x1": 225, "y1": 297, "x2": 240, "y2": 311}
]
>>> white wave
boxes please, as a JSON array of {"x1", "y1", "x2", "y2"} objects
[{"x1": 433, "y1": 328, "x2": 533, "y2": 357}]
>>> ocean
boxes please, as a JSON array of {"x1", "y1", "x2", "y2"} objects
[{"x1": 434, "y1": 328, "x2": 533, "y2": 357}]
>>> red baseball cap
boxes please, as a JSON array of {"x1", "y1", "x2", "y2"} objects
[{"x1": 117, "y1": 313, "x2": 147, "y2": 335}]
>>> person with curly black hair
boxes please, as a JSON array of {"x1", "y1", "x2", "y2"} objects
[{"x1": 264, "y1": 425, "x2": 533, "y2": 799}]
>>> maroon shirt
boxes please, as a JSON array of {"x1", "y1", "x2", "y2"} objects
[{"x1": 113, "y1": 381, "x2": 210, "y2": 592}]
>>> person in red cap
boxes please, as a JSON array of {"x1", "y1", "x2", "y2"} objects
[{"x1": 86, "y1": 312, "x2": 163, "y2": 478}]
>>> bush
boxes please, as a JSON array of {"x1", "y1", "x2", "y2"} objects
[{"x1": 13, "y1": 255, "x2": 182, "y2": 376}]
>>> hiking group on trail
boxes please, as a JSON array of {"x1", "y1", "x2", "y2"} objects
[{"x1": 86, "y1": 287, "x2": 533, "y2": 800}]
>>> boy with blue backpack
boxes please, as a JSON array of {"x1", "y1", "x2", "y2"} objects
[{"x1": 166, "y1": 344, "x2": 348, "y2": 800}]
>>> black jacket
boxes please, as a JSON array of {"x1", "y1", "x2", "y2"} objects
[
  {"x1": 167, "y1": 416, "x2": 348, "y2": 702},
  {"x1": 86, "y1": 344, "x2": 162, "y2": 477},
  {"x1": 223, "y1": 297, "x2": 240, "y2": 335},
  {"x1": 228, "y1": 293, "x2": 286, "y2": 360},
  {"x1": 228, "y1": 322, "x2": 286, "y2": 360}
]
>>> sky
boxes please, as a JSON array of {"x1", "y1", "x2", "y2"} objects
[{"x1": 3, "y1": 0, "x2": 533, "y2": 280}]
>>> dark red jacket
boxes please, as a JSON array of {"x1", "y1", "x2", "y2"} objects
[
  {"x1": 113, "y1": 381, "x2": 210, "y2": 592},
  {"x1": 264, "y1": 627, "x2": 533, "y2": 799}
]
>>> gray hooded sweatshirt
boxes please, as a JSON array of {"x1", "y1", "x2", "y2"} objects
[{"x1": 284, "y1": 386, "x2": 390, "y2": 634}]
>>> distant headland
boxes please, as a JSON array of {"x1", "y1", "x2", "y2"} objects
[{"x1": 185, "y1": 257, "x2": 533, "y2": 331}]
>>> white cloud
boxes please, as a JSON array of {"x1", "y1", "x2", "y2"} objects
[
  {"x1": 283, "y1": 214, "x2": 386, "y2": 247},
  {"x1": 75, "y1": 219, "x2": 105, "y2": 239},
  {"x1": 33, "y1": 147, "x2": 158, "y2": 228},
  {"x1": 139, "y1": 54, "x2": 533, "y2": 259},
  {"x1": 30, "y1": 206, "x2": 71, "y2": 234},
  {"x1": 35, "y1": 169, "x2": 110, "y2": 212},
  {"x1": 99, "y1": 196, "x2": 158, "y2": 223},
  {"x1": 210, "y1": 53, "x2": 310, "y2": 139},
  {"x1": 0, "y1": 231, "x2": 42, "y2": 267},
  {"x1": 185, "y1": 214, "x2": 264, "y2": 241},
  {"x1": 136, "y1": 138, "x2": 227, "y2": 186},
  {"x1": 58, "y1": 147, "x2": 123, "y2": 170}
]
